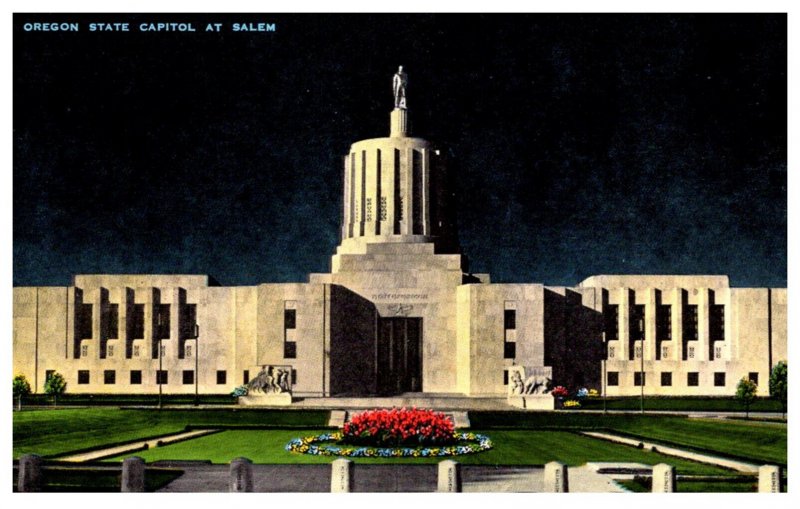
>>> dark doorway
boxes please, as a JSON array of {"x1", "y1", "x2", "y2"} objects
[{"x1": 377, "y1": 317, "x2": 422, "y2": 394}]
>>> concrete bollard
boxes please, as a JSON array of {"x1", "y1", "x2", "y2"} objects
[
  {"x1": 17, "y1": 454, "x2": 43, "y2": 492},
  {"x1": 331, "y1": 458, "x2": 353, "y2": 492},
  {"x1": 543, "y1": 461, "x2": 568, "y2": 492},
  {"x1": 758, "y1": 464, "x2": 782, "y2": 493},
  {"x1": 437, "y1": 460, "x2": 462, "y2": 492},
  {"x1": 121, "y1": 456, "x2": 146, "y2": 492},
  {"x1": 651, "y1": 463, "x2": 676, "y2": 492},
  {"x1": 229, "y1": 457, "x2": 254, "y2": 492}
]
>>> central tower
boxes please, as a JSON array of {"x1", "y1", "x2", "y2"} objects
[{"x1": 337, "y1": 67, "x2": 458, "y2": 256}]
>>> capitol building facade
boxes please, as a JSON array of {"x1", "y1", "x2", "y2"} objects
[{"x1": 12, "y1": 76, "x2": 787, "y2": 401}]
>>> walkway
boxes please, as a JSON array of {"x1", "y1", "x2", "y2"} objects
[
  {"x1": 57, "y1": 429, "x2": 218, "y2": 462},
  {"x1": 581, "y1": 431, "x2": 760, "y2": 473},
  {"x1": 154, "y1": 463, "x2": 627, "y2": 492}
]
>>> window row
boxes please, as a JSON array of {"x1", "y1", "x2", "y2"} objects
[
  {"x1": 603, "y1": 304, "x2": 724, "y2": 344},
  {"x1": 607, "y1": 371, "x2": 758, "y2": 387},
  {"x1": 73, "y1": 369, "x2": 232, "y2": 385},
  {"x1": 75, "y1": 302, "x2": 198, "y2": 341}
]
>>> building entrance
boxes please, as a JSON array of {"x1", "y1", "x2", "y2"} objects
[{"x1": 377, "y1": 317, "x2": 422, "y2": 394}]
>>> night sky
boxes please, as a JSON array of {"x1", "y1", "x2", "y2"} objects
[{"x1": 13, "y1": 13, "x2": 787, "y2": 288}]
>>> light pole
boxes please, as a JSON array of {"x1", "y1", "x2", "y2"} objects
[
  {"x1": 158, "y1": 337, "x2": 163, "y2": 410},
  {"x1": 639, "y1": 317, "x2": 645, "y2": 414},
  {"x1": 602, "y1": 332, "x2": 607, "y2": 415},
  {"x1": 192, "y1": 323, "x2": 199, "y2": 406}
]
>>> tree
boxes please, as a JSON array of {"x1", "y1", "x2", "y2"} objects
[
  {"x1": 12, "y1": 375, "x2": 31, "y2": 411},
  {"x1": 735, "y1": 377, "x2": 758, "y2": 419},
  {"x1": 769, "y1": 361, "x2": 787, "y2": 418},
  {"x1": 44, "y1": 372, "x2": 67, "y2": 406}
]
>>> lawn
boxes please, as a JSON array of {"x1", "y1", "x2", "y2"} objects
[
  {"x1": 105, "y1": 429, "x2": 735, "y2": 475},
  {"x1": 618, "y1": 478, "x2": 759, "y2": 493},
  {"x1": 12, "y1": 408, "x2": 330, "y2": 458}
]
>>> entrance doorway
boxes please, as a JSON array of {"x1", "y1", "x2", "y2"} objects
[{"x1": 377, "y1": 317, "x2": 422, "y2": 394}]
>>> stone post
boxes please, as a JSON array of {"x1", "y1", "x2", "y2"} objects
[
  {"x1": 17, "y1": 454, "x2": 43, "y2": 492},
  {"x1": 651, "y1": 463, "x2": 676, "y2": 492},
  {"x1": 437, "y1": 460, "x2": 462, "y2": 492},
  {"x1": 229, "y1": 457, "x2": 254, "y2": 492},
  {"x1": 758, "y1": 465, "x2": 782, "y2": 493},
  {"x1": 121, "y1": 456, "x2": 146, "y2": 492},
  {"x1": 543, "y1": 461, "x2": 568, "y2": 492},
  {"x1": 331, "y1": 458, "x2": 353, "y2": 492}
]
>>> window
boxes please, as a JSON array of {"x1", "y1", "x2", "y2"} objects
[
  {"x1": 749, "y1": 372, "x2": 759, "y2": 385},
  {"x1": 503, "y1": 370, "x2": 509, "y2": 385},
  {"x1": 81, "y1": 344, "x2": 88, "y2": 358},
  {"x1": 503, "y1": 342, "x2": 516, "y2": 359},
  {"x1": 683, "y1": 304, "x2": 698, "y2": 342},
  {"x1": 709, "y1": 305, "x2": 725, "y2": 342},
  {"x1": 714, "y1": 372, "x2": 726, "y2": 387},
  {"x1": 661, "y1": 372, "x2": 672, "y2": 386},
  {"x1": 656, "y1": 305, "x2": 671, "y2": 341},
  {"x1": 182, "y1": 370, "x2": 194, "y2": 385},
  {"x1": 157, "y1": 304, "x2": 171, "y2": 339},
  {"x1": 284, "y1": 309, "x2": 296, "y2": 329},
  {"x1": 216, "y1": 370, "x2": 227, "y2": 385},
  {"x1": 284, "y1": 341, "x2": 297, "y2": 359},
  {"x1": 77, "y1": 303, "x2": 93, "y2": 339},
  {"x1": 291, "y1": 369, "x2": 297, "y2": 385},
  {"x1": 243, "y1": 370, "x2": 250, "y2": 384},
  {"x1": 630, "y1": 305, "x2": 645, "y2": 341},
  {"x1": 78, "y1": 370, "x2": 90, "y2": 384},
  {"x1": 131, "y1": 304, "x2": 145, "y2": 339},
  {"x1": 379, "y1": 196, "x2": 388, "y2": 221},
  {"x1": 504, "y1": 309, "x2": 516, "y2": 330},
  {"x1": 181, "y1": 303, "x2": 197, "y2": 339},
  {"x1": 130, "y1": 370, "x2": 142, "y2": 385},
  {"x1": 607, "y1": 372, "x2": 619, "y2": 386},
  {"x1": 634, "y1": 372, "x2": 646, "y2": 386},
  {"x1": 365, "y1": 197, "x2": 373, "y2": 221},
  {"x1": 108, "y1": 303, "x2": 119, "y2": 339},
  {"x1": 603, "y1": 304, "x2": 619, "y2": 341},
  {"x1": 687, "y1": 372, "x2": 699, "y2": 386},
  {"x1": 104, "y1": 370, "x2": 116, "y2": 384},
  {"x1": 156, "y1": 370, "x2": 168, "y2": 385}
]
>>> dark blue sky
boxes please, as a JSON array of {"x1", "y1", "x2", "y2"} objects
[{"x1": 13, "y1": 13, "x2": 786, "y2": 288}]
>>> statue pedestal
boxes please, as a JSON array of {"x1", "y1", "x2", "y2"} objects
[
  {"x1": 238, "y1": 393, "x2": 292, "y2": 406},
  {"x1": 508, "y1": 395, "x2": 554, "y2": 410}
]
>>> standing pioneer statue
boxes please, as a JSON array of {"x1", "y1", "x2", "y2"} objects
[{"x1": 393, "y1": 66, "x2": 408, "y2": 109}]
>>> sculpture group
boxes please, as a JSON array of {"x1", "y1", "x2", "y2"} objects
[{"x1": 247, "y1": 365, "x2": 291, "y2": 394}]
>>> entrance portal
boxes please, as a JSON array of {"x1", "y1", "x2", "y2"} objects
[{"x1": 377, "y1": 317, "x2": 422, "y2": 394}]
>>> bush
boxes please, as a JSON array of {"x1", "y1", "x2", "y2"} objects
[
  {"x1": 342, "y1": 408, "x2": 456, "y2": 447},
  {"x1": 13, "y1": 375, "x2": 31, "y2": 410},
  {"x1": 769, "y1": 361, "x2": 787, "y2": 416},
  {"x1": 44, "y1": 372, "x2": 67, "y2": 405},
  {"x1": 551, "y1": 386, "x2": 569, "y2": 398},
  {"x1": 230, "y1": 385, "x2": 248, "y2": 398}
]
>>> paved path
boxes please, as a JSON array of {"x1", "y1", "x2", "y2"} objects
[
  {"x1": 57, "y1": 429, "x2": 218, "y2": 462},
  {"x1": 581, "y1": 431, "x2": 760, "y2": 473},
  {"x1": 155, "y1": 463, "x2": 628, "y2": 492}
]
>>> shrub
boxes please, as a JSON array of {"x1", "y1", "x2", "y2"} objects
[
  {"x1": 13, "y1": 374, "x2": 31, "y2": 411},
  {"x1": 230, "y1": 385, "x2": 248, "y2": 398},
  {"x1": 44, "y1": 371, "x2": 67, "y2": 406},
  {"x1": 769, "y1": 361, "x2": 787, "y2": 417},
  {"x1": 735, "y1": 377, "x2": 758, "y2": 418},
  {"x1": 551, "y1": 386, "x2": 569, "y2": 398},
  {"x1": 342, "y1": 408, "x2": 456, "y2": 447}
]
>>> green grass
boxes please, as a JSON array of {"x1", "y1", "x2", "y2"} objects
[
  {"x1": 579, "y1": 397, "x2": 784, "y2": 413},
  {"x1": 470, "y1": 411, "x2": 787, "y2": 466},
  {"x1": 21, "y1": 393, "x2": 236, "y2": 406},
  {"x1": 13, "y1": 408, "x2": 329, "y2": 458},
  {"x1": 618, "y1": 478, "x2": 758, "y2": 493},
  {"x1": 105, "y1": 429, "x2": 734, "y2": 475}
]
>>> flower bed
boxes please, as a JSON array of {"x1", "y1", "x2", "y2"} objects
[
  {"x1": 285, "y1": 431, "x2": 493, "y2": 458},
  {"x1": 342, "y1": 408, "x2": 456, "y2": 447}
]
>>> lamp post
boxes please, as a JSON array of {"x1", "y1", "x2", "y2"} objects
[
  {"x1": 157, "y1": 311, "x2": 163, "y2": 410},
  {"x1": 191, "y1": 323, "x2": 199, "y2": 406},
  {"x1": 602, "y1": 332, "x2": 607, "y2": 415},
  {"x1": 639, "y1": 317, "x2": 645, "y2": 414}
]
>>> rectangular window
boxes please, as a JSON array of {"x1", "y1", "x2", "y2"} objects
[
  {"x1": 130, "y1": 370, "x2": 142, "y2": 385},
  {"x1": 81, "y1": 344, "x2": 88, "y2": 358},
  {"x1": 709, "y1": 305, "x2": 725, "y2": 342},
  {"x1": 284, "y1": 309, "x2": 296, "y2": 329},
  {"x1": 631, "y1": 305, "x2": 645, "y2": 341},
  {"x1": 284, "y1": 341, "x2": 297, "y2": 359},
  {"x1": 714, "y1": 372, "x2": 726, "y2": 387},
  {"x1": 156, "y1": 370, "x2": 168, "y2": 385},
  {"x1": 687, "y1": 372, "x2": 699, "y2": 386},
  {"x1": 77, "y1": 303, "x2": 93, "y2": 339},
  {"x1": 503, "y1": 370, "x2": 509, "y2": 385},
  {"x1": 749, "y1": 372, "x2": 759, "y2": 385},
  {"x1": 634, "y1": 372, "x2": 646, "y2": 386},
  {"x1": 181, "y1": 303, "x2": 197, "y2": 339},
  {"x1": 604, "y1": 304, "x2": 619, "y2": 341},
  {"x1": 104, "y1": 370, "x2": 116, "y2": 385},
  {"x1": 607, "y1": 372, "x2": 619, "y2": 386},
  {"x1": 243, "y1": 370, "x2": 250, "y2": 384},
  {"x1": 291, "y1": 369, "x2": 297, "y2": 385},
  {"x1": 77, "y1": 370, "x2": 90, "y2": 384},
  {"x1": 683, "y1": 304, "x2": 698, "y2": 342},
  {"x1": 216, "y1": 370, "x2": 227, "y2": 385},
  {"x1": 157, "y1": 304, "x2": 171, "y2": 339},
  {"x1": 182, "y1": 370, "x2": 194, "y2": 385},
  {"x1": 132, "y1": 304, "x2": 145, "y2": 339},
  {"x1": 108, "y1": 303, "x2": 119, "y2": 339},
  {"x1": 660, "y1": 372, "x2": 672, "y2": 386},
  {"x1": 656, "y1": 305, "x2": 671, "y2": 341},
  {"x1": 503, "y1": 342, "x2": 516, "y2": 359},
  {"x1": 504, "y1": 309, "x2": 516, "y2": 330},
  {"x1": 379, "y1": 196, "x2": 388, "y2": 221}
]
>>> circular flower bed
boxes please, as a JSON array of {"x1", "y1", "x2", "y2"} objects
[{"x1": 285, "y1": 431, "x2": 493, "y2": 458}]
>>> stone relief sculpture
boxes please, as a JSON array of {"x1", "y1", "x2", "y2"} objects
[
  {"x1": 393, "y1": 66, "x2": 408, "y2": 109},
  {"x1": 247, "y1": 365, "x2": 291, "y2": 394},
  {"x1": 508, "y1": 366, "x2": 553, "y2": 396}
]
